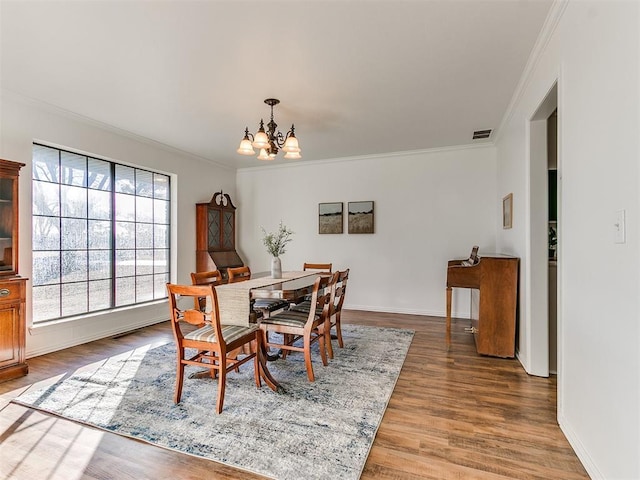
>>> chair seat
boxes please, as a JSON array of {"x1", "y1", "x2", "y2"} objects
[
  {"x1": 261, "y1": 309, "x2": 319, "y2": 328},
  {"x1": 185, "y1": 323, "x2": 259, "y2": 344},
  {"x1": 253, "y1": 298, "x2": 290, "y2": 312},
  {"x1": 291, "y1": 300, "x2": 312, "y2": 314}
]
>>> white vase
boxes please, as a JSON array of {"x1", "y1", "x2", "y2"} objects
[{"x1": 271, "y1": 257, "x2": 282, "y2": 279}]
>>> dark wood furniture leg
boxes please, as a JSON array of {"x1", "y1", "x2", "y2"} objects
[{"x1": 256, "y1": 330, "x2": 282, "y2": 392}]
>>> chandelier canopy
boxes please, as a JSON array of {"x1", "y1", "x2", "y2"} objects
[{"x1": 237, "y1": 98, "x2": 301, "y2": 160}]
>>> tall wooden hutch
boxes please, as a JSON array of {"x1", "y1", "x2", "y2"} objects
[
  {"x1": 195, "y1": 191, "x2": 244, "y2": 279},
  {"x1": 0, "y1": 159, "x2": 28, "y2": 382}
]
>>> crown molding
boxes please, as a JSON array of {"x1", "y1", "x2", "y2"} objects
[{"x1": 237, "y1": 142, "x2": 495, "y2": 174}]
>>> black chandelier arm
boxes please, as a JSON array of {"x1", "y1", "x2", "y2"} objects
[
  {"x1": 273, "y1": 131, "x2": 286, "y2": 148},
  {"x1": 268, "y1": 125, "x2": 296, "y2": 149},
  {"x1": 242, "y1": 127, "x2": 255, "y2": 142}
]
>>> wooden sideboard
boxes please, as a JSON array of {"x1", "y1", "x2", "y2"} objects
[{"x1": 446, "y1": 253, "x2": 519, "y2": 358}]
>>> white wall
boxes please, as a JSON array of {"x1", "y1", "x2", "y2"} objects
[
  {"x1": 0, "y1": 91, "x2": 236, "y2": 357},
  {"x1": 495, "y1": 1, "x2": 640, "y2": 478},
  {"x1": 236, "y1": 145, "x2": 497, "y2": 317}
]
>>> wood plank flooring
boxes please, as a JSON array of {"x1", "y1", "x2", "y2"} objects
[{"x1": 0, "y1": 310, "x2": 589, "y2": 480}]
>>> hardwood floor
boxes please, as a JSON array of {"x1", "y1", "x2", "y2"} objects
[{"x1": 0, "y1": 310, "x2": 588, "y2": 480}]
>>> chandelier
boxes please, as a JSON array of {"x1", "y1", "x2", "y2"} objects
[{"x1": 236, "y1": 98, "x2": 301, "y2": 160}]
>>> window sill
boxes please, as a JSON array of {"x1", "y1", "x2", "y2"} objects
[{"x1": 29, "y1": 299, "x2": 168, "y2": 334}]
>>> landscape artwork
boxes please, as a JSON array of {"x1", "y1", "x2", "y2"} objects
[
  {"x1": 318, "y1": 202, "x2": 343, "y2": 234},
  {"x1": 348, "y1": 201, "x2": 374, "y2": 234}
]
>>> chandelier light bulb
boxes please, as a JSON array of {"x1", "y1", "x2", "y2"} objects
[
  {"x1": 282, "y1": 131, "x2": 300, "y2": 153},
  {"x1": 252, "y1": 132, "x2": 269, "y2": 149},
  {"x1": 257, "y1": 148, "x2": 272, "y2": 161},
  {"x1": 237, "y1": 138, "x2": 255, "y2": 155},
  {"x1": 284, "y1": 151, "x2": 302, "y2": 160}
]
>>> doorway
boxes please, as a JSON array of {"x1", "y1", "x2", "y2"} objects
[{"x1": 528, "y1": 82, "x2": 558, "y2": 378}]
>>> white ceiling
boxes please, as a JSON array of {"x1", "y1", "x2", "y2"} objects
[{"x1": 1, "y1": 0, "x2": 553, "y2": 169}]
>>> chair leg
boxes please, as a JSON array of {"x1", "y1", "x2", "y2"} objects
[
  {"x1": 336, "y1": 312, "x2": 344, "y2": 348},
  {"x1": 281, "y1": 334, "x2": 291, "y2": 359},
  {"x1": 304, "y1": 333, "x2": 315, "y2": 382},
  {"x1": 324, "y1": 322, "x2": 335, "y2": 360},
  {"x1": 252, "y1": 337, "x2": 261, "y2": 388},
  {"x1": 228, "y1": 347, "x2": 241, "y2": 373},
  {"x1": 319, "y1": 330, "x2": 328, "y2": 366},
  {"x1": 216, "y1": 355, "x2": 227, "y2": 414},
  {"x1": 174, "y1": 350, "x2": 185, "y2": 404},
  {"x1": 208, "y1": 351, "x2": 218, "y2": 378}
]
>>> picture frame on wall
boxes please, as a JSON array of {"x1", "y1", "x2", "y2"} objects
[
  {"x1": 318, "y1": 202, "x2": 343, "y2": 234},
  {"x1": 348, "y1": 201, "x2": 374, "y2": 234},
  {"x1": 503, "y1": 193, "x2": 513, "y2": 229}
]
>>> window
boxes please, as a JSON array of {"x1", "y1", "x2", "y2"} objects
[{"x1": 31, "y1": 144, "x2": 170, "y2": 323}]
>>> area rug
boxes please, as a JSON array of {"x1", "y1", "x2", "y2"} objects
[{"x1": 12, "y1": 324, "x2": 414, "y2": 480}]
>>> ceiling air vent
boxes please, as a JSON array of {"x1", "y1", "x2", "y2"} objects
[{"x1": 473, "y1": 129, "x2": 492, "y2": 139}]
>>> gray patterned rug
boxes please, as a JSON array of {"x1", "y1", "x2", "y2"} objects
[{"x1": 13, "y1": 324, "x2": 413, "y2": 480}]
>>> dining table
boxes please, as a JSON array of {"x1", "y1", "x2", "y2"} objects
[
  {"x1": 211, "y1": 270, "x2": 321, "y2": 391},
  {"x1": 213, "y1": 270, "x2": 319, "y2": 327}
]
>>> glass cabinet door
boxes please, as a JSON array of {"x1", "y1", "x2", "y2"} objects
[
  {"x1": 0, "y1": 178, "x2": 15, "y2": 274},
  {"x1": 0, "y1": 159, "x2": 23, "y2": 277}
]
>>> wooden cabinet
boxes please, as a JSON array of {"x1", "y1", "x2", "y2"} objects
[
  {"x1": 195, "y1": 191, "x2": 244, "y2": 278},
  {"x1": 0, "y1": 277, "x2": 28, "y2": 381},
  {"x1": 0, "y1": 159, "x2": 28, "y2": 382},
  {"x1": 469, "y1": 256, "x2": 519, "y2": 357}
]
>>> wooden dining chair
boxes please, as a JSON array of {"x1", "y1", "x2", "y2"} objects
[
  {"x1": 291, "y1": 269, "x2": 348, "y2": 359},
  {"x1": 325, "y1": 268, "x2": 349, "y2": 359},
  {"x1": 190, "y1": 269, "x2": 223, "y2": 310},
  {"x1": 259, "y1": 273, "x2": 338, "y2": 382},
  {"x1": 227, "y1": 265, "x2": 251, "y2": 283},
  {"x1": 298, "y1": 262, "x2": 332, "y2": 303},
  {"x1": 190, "y1": 269, "x2": 223, "y2": 285},
  {"x1": 303, "y1": 262, "x2": 332, "y2": 274},
  {"x1": 166, "y1": 283, "x2": 263, "y2": 414},
  {"x1": 227, "y1": 265, "x2": 289, "y2": 317}
]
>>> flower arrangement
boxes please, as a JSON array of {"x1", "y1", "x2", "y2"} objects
[{"x1": 261, "y1": 221, "x2": 294, "y2": 258}]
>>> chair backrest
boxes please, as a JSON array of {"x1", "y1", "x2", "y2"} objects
[
  {"x1": 227, "y1": 265, "x2": 251, "y2": 283},
  {"x1": 166, "y1": 283, "x2": 223, "y2": 344},
  {"x1": 190, "y1": 270, "x2": 223, "y2": 310},
  {"x1": 190, "y1": 269, "x2": 222, "y2": 285},
  {"x1": 303, "y1": 262, "x2": 332, "y2": 275},
  {"x1": 307, "y1": 272, "x2": 339, "y2": 323},
  {"x1": 332, "y1": 269, "x2": 349, "y2": 315}
]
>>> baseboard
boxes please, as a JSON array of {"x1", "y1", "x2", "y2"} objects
[
  {"x1": 345, "y1": 304, "x2": 471, "y2": 319},
  {"x1": 558, "y1": 411, "x2": 602, "y2": 479}
]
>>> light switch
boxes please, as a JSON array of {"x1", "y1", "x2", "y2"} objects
[{"x1": 614, "y1": 209, "x2": 626, "y2": 244}]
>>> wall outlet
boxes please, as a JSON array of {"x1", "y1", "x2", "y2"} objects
[{"x1": 614, "y1": 209, "x2": 626, "y2": 244}]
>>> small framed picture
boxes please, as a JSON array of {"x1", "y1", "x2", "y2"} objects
[
  {"x1": 318, "y1": 202, "x2": 343, "y2": 234},
  {"x1": 348, "y1": 201, "x2": 374, "y2": 234},
  {"x1": 503, "y1": 193, "x2": 513, "y2": 229}
]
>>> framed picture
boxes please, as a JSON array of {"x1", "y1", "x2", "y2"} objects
[
  {"x1": 503, "y1": 193, "x2": 513, "y2": 229},
  {"x1": 348, "y1": 201, "x2": 374, "y2": 234},
  {"x1": 318, "y1": 202, "x2": 343, "y2": 234}
]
